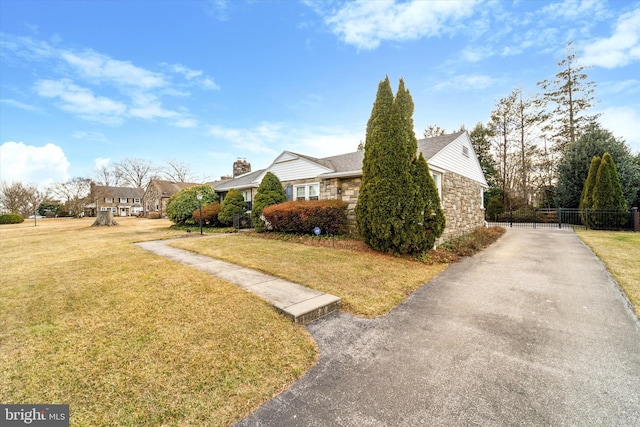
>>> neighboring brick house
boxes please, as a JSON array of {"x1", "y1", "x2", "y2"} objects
[
  {"x1": 143, "y1": 180, "x2": 202, "y2": 218},
  {"x1": 88, "y1": 184, "x2": 145, "y2": 217},
  {"x1": 214, "y1": 131, "x2": 488, "y2": 240}
]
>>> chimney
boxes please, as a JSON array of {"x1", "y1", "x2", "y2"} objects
[{"x1": 233, "y1": 158, "x2": 251, "y2": 177}]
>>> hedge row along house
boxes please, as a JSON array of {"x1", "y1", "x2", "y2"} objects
[{"x1": 215, "y1": 131, "x2": 488, "y2": 240}]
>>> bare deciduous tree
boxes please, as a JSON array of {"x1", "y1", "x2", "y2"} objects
[
  {"x1": 423, "y1": 125, "x2": 446, "y2": 139},
  {"x1": 52, "y1": 177, "x2": 92, "y2": 217},
  {"x1": 0, "y1": 182, "x2": 49, "y2": 217},
  {"x1": 115, "y1": 158, "x2": 156, "y2": 188}
]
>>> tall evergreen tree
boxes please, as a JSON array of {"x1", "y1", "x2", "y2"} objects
[
  {"x1": 537, "y1": 42, "x2": 599, "y2": 152},
  {"x1": 356, "y1": 77, "x2": 444, "y2": 254},
  {"x1": 356, "y1": 76, "x2": 395, "y2": 250},
  {"x1": 580, "y1": 155, "x2": 601, "y2": 211},
  {"x1": 251, "y1": 172, "x2": 286, "y2": 232},
  {"x1": 411, "y1": 153, "x2": 445, "y2": 251},
  {"x1": 593, "y1": 153, "x2": 627, "y2": 211}
]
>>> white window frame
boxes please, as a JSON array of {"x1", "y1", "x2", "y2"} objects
[
  {"x1": 105, "y1": 197, "x2": 113, "y2": 203},
  {"x1": 119, "y1": 197, "x2": 128, "y2": 203},
  {"x1": 133, "y1": 198, "x2": 141, "y2": 204},
  {"x1": 431, "y1": 172, "x2": 442, "y2": 199},
  {"x1": 293, "y1": 183, "x2": 320, "y2": 201},
  {"x1": 111, "y1": 207, "x2": 117, "y2": 213}
]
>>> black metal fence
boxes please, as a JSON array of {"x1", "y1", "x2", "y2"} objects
[
  {"x1": 233, "y1": 213, "x2": 253, "y2": 231},
  {"x1": 486, "y1": 207, "x2": 640, "y2": 231}
]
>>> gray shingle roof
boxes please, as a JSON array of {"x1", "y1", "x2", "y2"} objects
[
  {"x1": 93, "y1": 185, "x2": 145, "y2": 199},
  {"x1": 212, "y1": 132, "x2": 465, "y2": 189}
]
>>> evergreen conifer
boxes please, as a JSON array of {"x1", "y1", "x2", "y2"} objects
[
  {"x1": 218, "y1": 188, "x2": 248, "y2": 226},
  {"x1": 356, "y1": 77, "x2": 446, "y2": 254},
  {"x1": 593, "y1": 153, "x2": 628, "y2": 226},
  {"x1": 252, "y1": 172, "x2": 286, "y2": 232}
]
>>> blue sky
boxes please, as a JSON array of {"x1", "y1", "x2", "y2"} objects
[{"x1": 1, "y1": 0, "x2": 639, "y2": 188}]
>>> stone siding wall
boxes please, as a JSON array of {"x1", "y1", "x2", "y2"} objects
[
  {"x1": 290, "y1": 172, "x2": 484, "y2": 241},
  {"x1": 440, "y1": 172, "x2": 485, "y2": 241}
]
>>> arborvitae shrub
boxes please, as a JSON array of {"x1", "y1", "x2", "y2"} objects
[
  {"x1": 252, "y1": 172, "x2": 286, "y2": 232},
  {"x1": 262, "y1": 200, "x2": 348, "y2": 234},
  {"x1": 218, "y1": 189, "x2": 248, "y2": 226},
  {"x1": 193, "y1": 203, "x2": 223, "y2": 227},
  {"x1": 0, "y1": 213, "x2": 24, "y2": 224}
]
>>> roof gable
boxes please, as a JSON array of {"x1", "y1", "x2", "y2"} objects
[{"x1": 421, "y1": 132, "x2": 488, "y2": 186}]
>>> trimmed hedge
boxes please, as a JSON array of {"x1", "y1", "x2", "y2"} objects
[
  {"x1": 192, "y1": 203, "x2": 223, "y2": 227},
  {"x1": 147, "y1": 212, "x2": 160, "y2": 219},
  {"x1": 262, "y1": 200, "x2": 347, "y2": 235},
  {"x1": 0, "y1": 213, "x2": 25, "y2": 224}
]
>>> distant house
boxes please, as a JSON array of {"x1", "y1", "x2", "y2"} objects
[
  {"x1": 143, "y1": 180, "x2": 202, "y2": 218},
  {"x1": 88, "y1": 184, "x2": 145, "y2": 217},
  {"x1": 214, "y1": 131, "x2": 488, "y2": 239}
]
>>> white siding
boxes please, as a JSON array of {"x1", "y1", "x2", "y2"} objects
[
  {"x1": 254, "y1": 153, "x2": 333, "y2": 184},
  {"x1": 427, "y1": 133, "x2": 488, "y2": 187}
]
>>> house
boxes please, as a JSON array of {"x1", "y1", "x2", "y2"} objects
[
  {"x1": 88, "y1": 184, "x2": 145, "y2": 217},
  {"x1": 214, "y1": 131, "x2": 488, "y2": 240},
  {"x1": 143, "y1": 180, "x2": 202, "y2": 218}
]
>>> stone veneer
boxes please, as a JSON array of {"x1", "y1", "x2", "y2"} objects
[{"x1": 439, "y1": 172, "x2": 485, "y2": 241}]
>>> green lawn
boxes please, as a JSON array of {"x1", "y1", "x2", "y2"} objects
[{"x1": 575, "y1": 230, "x2": 640, "y2": 316}]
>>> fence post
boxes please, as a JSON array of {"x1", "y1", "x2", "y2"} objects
[
  {"x1": 509, "y1": 209, "x2": 513, "y2": 228},
  {"x1": 557, "y1": 207, "x2": 561, "y2": 229},
  {"x1": 632, "y1": 207, "x2": 639, "y2": 232}
]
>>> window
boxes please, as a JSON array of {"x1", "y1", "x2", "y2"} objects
[
  {"x1": 105, "y1": 197, "x2": 113, "y2": 203},
  {"x1": 294, "y1": 183, "x2": 319, "y2": 200},
  {"x1": 111, "y1": 207, "x2": 117, "y2": 213},
  {"x1": 133, "y1": 198, "x2": 141, "y2": 203},
  {"x1": 100, "y1": 207, "x2": 109, "y2": 211},
  {"x1": 431, "y1": 172, "x2": 442, "y2": 198},
  {"x1": 119, "y1": 198, "x2": 128, "y2": 203}
]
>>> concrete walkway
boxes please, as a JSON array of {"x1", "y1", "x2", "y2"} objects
[
  {"x1": 236, "y1": 228, "x2": 640, "y2": 426},
  {"x1": 135, "y1": 238, "x2": 340, "y2": 324}
]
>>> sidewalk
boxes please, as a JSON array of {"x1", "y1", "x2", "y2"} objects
[{"x1": 135, "y1": 238, "x2": 340, "y2": 324}]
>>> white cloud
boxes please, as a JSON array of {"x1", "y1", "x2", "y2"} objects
[
  {"x1": 582, "y1": 8, "x2": 640, "y2": 68},
  {"x1": 173, "y1": 118, "x2": 198, "y2": 128},
  {"x1": 0, "y1": 98, "x2": 38, "y2": 111},
  {"x1": 61, "y1": 50, "x2": 166, "y2": 89},
  {"x1": 314, "y1": 0, "x2": 481, "y2": 50},
  {"x1": 72, "y1": 131, "x2": 109, "y2": 142},
  {"x1": 432, "y1": 74, "x2": 497, "y2": 91},
  {"x1": 35, "y1": 79, "x2": 127, "y2": 124},
  {"x1": 94, "y1": 157, "x2": 111, "y2": 169},
  {"x1": 597, "y1": 106, "x2": 640, "y2": 153},
  {"x1": 0, "y1": 141, "x2": 70, "y2": 187},
  {"x1": 207, "y1": 121, "x2": 363, "y2": 160}
]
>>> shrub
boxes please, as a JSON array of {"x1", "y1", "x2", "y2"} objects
[
  {"x1": 252, "y1": 172, "x2": 286, "y2": 232},
  {"x1": 193, "y1": 203, "x2": 223, "y2": 227},
  {"x1": 262, "y1": 200, "x2": 347, "y2": 234},
  {"x1": 166, "y1": 185, "x2": 218, "y2": 225},
  {"x1": 218, "y1": 189, "x2": 248, "y2": 226},
  {"x1": 0, "y1": 213, "x2": 25, "y2": 224},
  {"x1": 147, "y1": 212, "x2": 160, "y2": 219}
]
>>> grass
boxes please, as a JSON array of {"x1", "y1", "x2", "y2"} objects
[
  {"x1": 0, "y1": 217, "x2": 316, "y2": 426},
  {"x1": 575, "y1": 230, "x2": 640, "y2": 316},
  {"x1": 169, "y1": 227, "x2": 506, "y2": 317}
]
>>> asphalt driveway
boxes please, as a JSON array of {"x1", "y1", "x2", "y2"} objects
[{"x1": 236, "y1": 228, "x2": 640, "y2": 426}]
